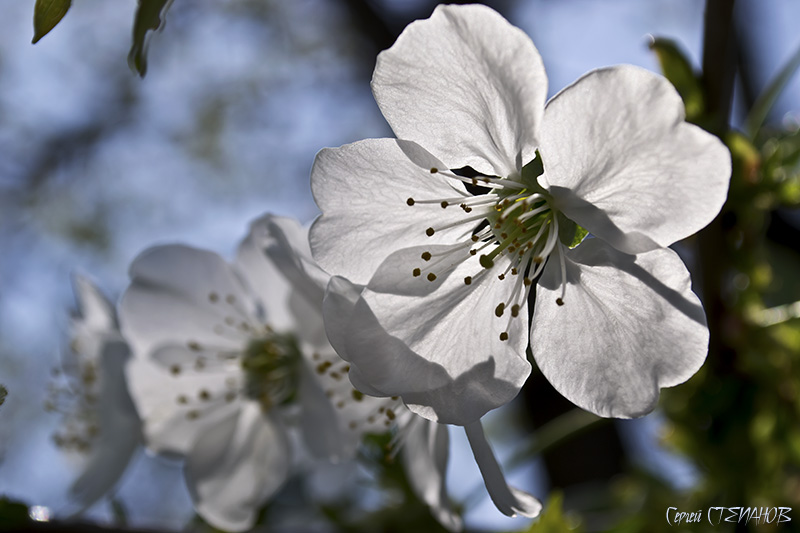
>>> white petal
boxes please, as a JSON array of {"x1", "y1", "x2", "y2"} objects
[
  {"x1": 325, "y1": 246, "x2": 531, "y2": 425},
  {"x1": 235, "y1": 215, "x2": 299, "y2": 333},
  {"x1": 532, "y1": 239, "x2": 708, "y2": 418},
  {"x1": 310, "y1": 138, "x2": 472, "y2": 285},
  {"x1": 69, "y1": 341, "x2": 141, "y2": 511},
  {"x1": 372, "y1": 4, "x2": 546, "y2": 177},
  {"x1": 69, "y1": 276, "x2": 121, "y2": 364},
  {"x1": 125, "y1": 351, "x2": 241, "y2": 457},
  {"x1": 72, "y1": 275, "x2": 117, "y2": 332},
  {"x1": 539, "y1": 65, "x2": 730, "y2": 254},
  {"x1": 120, "y1": 245, "x2": 258, "y2": 359},
  {"x1": 464, "y1": 421, "x2": 541, "y2": 518},
  {"x1": 250, "y1": 214, "x2": 331, "y2": 349},
  {"x1": 185, "y1": 402, "x2": 290, "y2": 532},
  {"x1": 255, "y1": 214, "x2": 328, "y2": 306},
  {"x1": 297, "y1": 364, "x2": 356, "y2": 462},
  {"x1": 322, "y1": 276, "x2": 384, "y2": 398},
  {"x1": 402, "y1": 418, "x2": 462, "y2": 531}
]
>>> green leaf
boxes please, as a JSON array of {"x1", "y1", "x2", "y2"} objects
[
  {"x1": 522, "y1": 492, "x2": 582, "y2": 533},
  {"x1": 649, "y1": 37, "x2": 705, "y2": 122},
  {"x1": 556, "y1": 213, "x2": 589, "y2": 249},
  {"x1": 0, "y1": 384, "x2": 6, "y2": 406},
  {"x1": 128, "y1": 0, "x2": 173, "y2": 77},
  {"x1": 32, "y1": 0, "x2": 72, "y2": 44},
  {"x1": 746, "y1": 41, "x2": 800, "y2": 139},
  {"x1": 0, "y1": 497, "x2": 30, "y2": 527}
]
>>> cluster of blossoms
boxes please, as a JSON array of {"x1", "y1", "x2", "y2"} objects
[
  {"x1": 55, "y1": 215, "x2": 473, "y2": 531},
  {"x1": 119, "y1": 214, "x2": 469, "y2": 531},
  {"x1": 50, "y1": 3, "x2": 731, "y2": 531}
]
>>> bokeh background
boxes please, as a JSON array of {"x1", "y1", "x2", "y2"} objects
[{"x1": 1, "y1": 0, "x2": 799, "y2": 531}]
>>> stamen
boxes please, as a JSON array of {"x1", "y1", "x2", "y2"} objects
[
  {"x1": 425, "y1": 210, "x2": 494, "y2": 237},
  {"x1": 434, "y1": 168, "x2": 527, "y2": 191},
  {"x1": 557, "y1": 243, "x2": 567, "y2": 306}
]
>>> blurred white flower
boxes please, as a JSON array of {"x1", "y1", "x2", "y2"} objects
[
  {"x1": 310, "y1": 4, "x2": 730, "y2": 428},
  {"x1": 260, "y1": 215, "x2": 463, "y2": 530},
  {"x1": 48, "y1": 276, "x2": 141, "y2": 514},
  {"x1": 119, "y1": 214, "x2": 460, "y2": 531}
]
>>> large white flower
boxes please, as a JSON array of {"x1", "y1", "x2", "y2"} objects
[
  {"x1": 310, "y1": 4, "x2": 731, "y2": 425},
  {"x1": 119, "y1": 214, "x2": 462, "y2": 531},
  {"x1": 48, "y1": 276, "x2": 141, "y2": 514}
]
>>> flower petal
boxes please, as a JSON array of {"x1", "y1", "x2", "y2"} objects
[
  {"x1": 324, "y1": 245, "x2": 531, "y2": 425},
  {"x1": 251, "y1": 214, "x2": 331, "y2": 350},
  {"x1": 402, "y1": 418, "x2": 462, "y2": 531},
  {"x1": 539, "y1": 65, "x2": 730, "y2": 254},
  {"x1": 297, "y1": 364, "x2": 357, "y2": 462},
  {"x1": 531, "y1": 239, "x2": 708, "y2": 418},
  {"x1": 120, "y1": 245, "x2": 258, "y2": 359},
  {"x1": 372, "y1": 4, "x2": 546, "y2": 177},
  {"x1": 254, "y1": 214, "x2": 328, "y2": 307},
  {"x1": 185, "y1": 402, "x2": 290, "y2": 532},
  {"x1": 125, "y1": 354, "x2": 241, "y2": 456},
  {"x1": 464, "y1": 421, "x2": 541, "y2": 518},
  {"x1": 69, "y1": 341, "x2": 141, "y2": 511},
  {"x1": 69, "y1": 276, "x2": 122, "y2": 366},
  {"x1": 235, "y1": 215, "x2": 301, "y2": 333},
  {"x1": 310, "y1": 138, "x2": 472, "y2": 285},
  {"x1": 72, "y1": 275, "x2": 117, "y2": 332},
  {"x1": 322, "y1": 276, "x2": 386, "y2": 399}
]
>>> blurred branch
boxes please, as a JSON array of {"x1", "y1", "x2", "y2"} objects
[
  {"x1": 701, "y1": 0, "x2": 737, "y2": 136},
  {"x1": 697, "y1": 0, "x2": 738, "y2": 372}
]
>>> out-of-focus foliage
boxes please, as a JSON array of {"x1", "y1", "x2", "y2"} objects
[
  {"x1": 649, "y1": 37, "x2": 705, "y2": 122},
  {"x1": 128, "y1": 0, "x2": 173, "y2": 77},
  {"x1": 746, "y1": 42, "x2": 800, "y2": 139},
  {"x1": 0, "y1": 496, "x2": 30, "y2": 528},
  {"x1": 31, "y1": 0, "x2": 71, "y2": 44},
  {"x1": 521, "y1": 492, "x2": 582, "y2": 533},
  {"x1": 320, "y1": 433, "x2": 455, "y2": 533},
  {"x1": 0, "y1": 385, "x2": 6, "y2": 407}
]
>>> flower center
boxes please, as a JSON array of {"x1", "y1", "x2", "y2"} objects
[
  {"x1": 405, "y1": 157, "x2": 572, "y2": 341},
  {"x1": 241, "y1": 332, "x2": 302, "y2": 411}
]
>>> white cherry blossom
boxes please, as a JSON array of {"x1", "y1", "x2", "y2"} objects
[
  {"x1": 310, "y1": 4, "x2": 730, "y2": 425},
  {"x1": 120, "y1": 215, "x2": 461, "y2": 531},
  {"x1": 48, "y1": 276, "x2": 141, "y2": 514}
]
